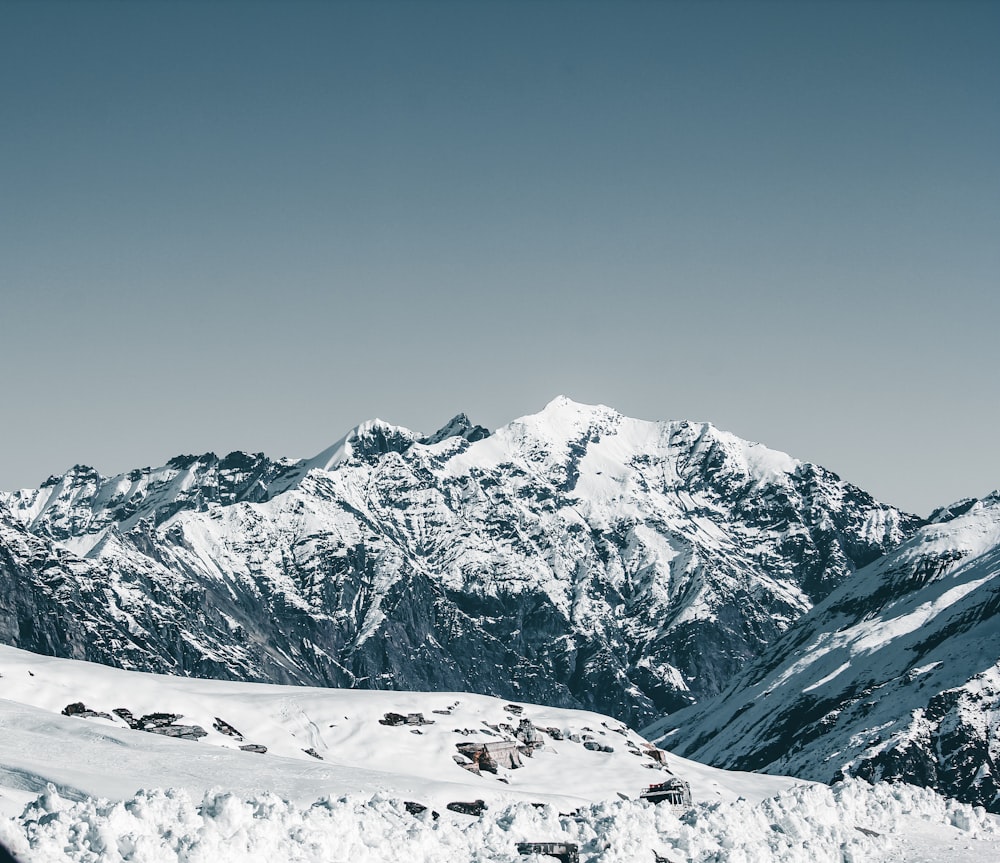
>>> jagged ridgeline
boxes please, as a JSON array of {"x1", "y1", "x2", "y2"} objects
[
  {"x1": 647, "y1": 492, "x2": 1000, "y2": 812},
  {"x1": 0, "y1": 398, "x2": 920, "y2": 727}
]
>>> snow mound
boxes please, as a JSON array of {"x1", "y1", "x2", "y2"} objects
[{"x1": 1, "y1": 779, "x2": 995, "y2": 863}]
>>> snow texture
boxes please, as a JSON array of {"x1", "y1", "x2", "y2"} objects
[{"x1": 0, "y1": 780, "x2": 996, "y2": 863}]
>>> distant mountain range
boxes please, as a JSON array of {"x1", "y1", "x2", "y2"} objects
[
  {"x1": 0, "y1": 397, "x2": 916, "y2": 728},
  {"x1": 2, "y1": 396, "x2": 995, "y2": 809}
]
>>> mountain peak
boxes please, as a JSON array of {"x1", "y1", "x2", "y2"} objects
[
  {"x1": 518, "y1": 396, "x2": 622, "y2": 438},
  {"x1": 419, "y1": 413, "x2": 490, "y2": 446},
  {"x1": 540, "y1": 394, "x2": 614, "y2": 416}
]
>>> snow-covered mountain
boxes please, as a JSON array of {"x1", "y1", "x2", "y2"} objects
[
  {"x1": 0, "y1": 397, "x2": 919, "y2": 728},
  {"x1": 647, "y1": 493, "x2": 1000, "y2": 812},
  {"x1": 2, "y1": 646, "x2": 997, "y2": 863}
]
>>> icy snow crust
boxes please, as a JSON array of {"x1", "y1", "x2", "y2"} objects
[{"x1": 0, "y1": 650, "x2": 998, "y2": 863}]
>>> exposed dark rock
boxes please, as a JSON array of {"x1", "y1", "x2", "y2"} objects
[
  {"x1": 138, "y1": 712, "x2": 182, "y2": 730},
  {"x1": 61, "y1": 702, "x2": 113, "y2": 721},
  {"x1": 145, "y1": 724, "x2": 207, "y2": 740},
  {"x1": 239, "y1": 743, "x2": 267, "y2": 754},
  {"x1": 213, "y1": 717, "x2": 244, "y2": 739},
  {"x1": 419, "y1": 414, "x2": 490, "y2": 446},
  {"x1": 446, "y1": 799, "x2": 487, "y2": 817},
  {"x1": 113, "y1": 708, "x2": 140, "y2": 729},
  {"x1": 403, "y1": 801, "x2": 439, "y2": 819}
]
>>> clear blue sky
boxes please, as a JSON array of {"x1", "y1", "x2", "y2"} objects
[{"x1": 1, "y1": 0, "x2": 997, "y2": 516}]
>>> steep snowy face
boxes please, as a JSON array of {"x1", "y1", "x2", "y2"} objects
[
  {"x1": 650, "y1": 493, "x2": 1000, "y2": 811},
  {"x1": 0, "y1": 398, "x2": 920, "y2": 727}
]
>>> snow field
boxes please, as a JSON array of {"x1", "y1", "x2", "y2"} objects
[{"x1": 0, "y1": 778, "x2": 995, "y2": 863}]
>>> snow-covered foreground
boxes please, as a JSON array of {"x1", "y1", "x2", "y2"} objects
[
  {"x1": 2, "y1": 780, "x2": 997, "y2": 863},
  {"x1": 0, "y1": 645, "x2": 793, "y2": 814},
  {"x1": 1, "y1": 646, "x2": 997, "y2": 861}
]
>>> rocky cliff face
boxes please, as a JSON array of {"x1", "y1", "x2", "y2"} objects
[
  {"x1": 0, "y1": 397, "x2": 919, "y2": 728},
  {"x1": 647, "y1": 493, "x2": 1000, "y2": 811}
]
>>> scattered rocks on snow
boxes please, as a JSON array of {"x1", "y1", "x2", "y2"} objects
[
  {"x1": 61, "y1": 702, "x2": 113, "y2": 721},
  {"x1": 239, "y1": 744, "x2": 267, "y2": 754},
  {"x1": 302, "y1": 747, "x2": 323, "y2": 760},
  {"x1": 105, "y1": 707, "x2": 209, "y2": 740},
  {"x1": 379, "y1": 711, "x2": 434, "y2": 727}
]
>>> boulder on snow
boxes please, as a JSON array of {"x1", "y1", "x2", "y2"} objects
[
  {"x1": 146, "y1": 724, "x2": 208, "y2": 741},
  {"x1": 403, "y1": 801, "x2": 439, "y2": 820},
  {"x1": 446, "y1": 799, "x2": 487, "y2": 817},
  {"x1": 61, "y1": 702, "x2": 113, "y2": 721}
]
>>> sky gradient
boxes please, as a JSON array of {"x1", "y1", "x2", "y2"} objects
[{"x1": 2, "y1": 0, "x2": 998, "y2": 516}]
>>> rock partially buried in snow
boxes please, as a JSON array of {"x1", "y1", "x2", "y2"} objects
[
  {"x1": 446, "y1": 799, "x2": 488, "y2": 817},
  {"x1": 212, "y1": 717, "x2": 244, "y2": 739},
  {"x1": 60, "y1": 702, "x2": 112, "y2": 721}
]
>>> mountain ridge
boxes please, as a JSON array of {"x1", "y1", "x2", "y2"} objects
[
  {"x1": 1, "y1": 398, "x2": 921, "y2": 728},
  {"x1": 647, "y1": 491, "x2": 1000, "y2": 811}
]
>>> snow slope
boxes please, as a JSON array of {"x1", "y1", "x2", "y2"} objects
[
  {"x1": 0, "y1": 398, "x2": 920, "y2": 727},
  {"x1": 649, "y1": 493, "x2": 1000, "y2": 811},
  {"x1": 0, "y1": 647, "x2": 997, "y2": 862},
  {"x1": 0, "y1": 645, "x2": 788, "y2": 816}
]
